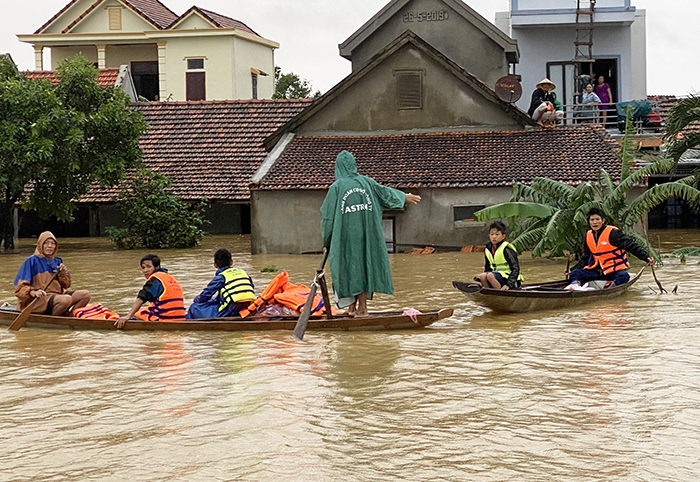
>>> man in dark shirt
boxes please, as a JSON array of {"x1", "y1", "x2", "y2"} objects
[{"x1": 566, "y1": 208, "x2": 654, "y2": 287}]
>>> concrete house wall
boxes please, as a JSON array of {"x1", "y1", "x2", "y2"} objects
[
  {"x1": 251, "y1": 187, "x2": 513, "y2": 254},
  {"x1": 343, "y1": 0, "x2": 516, "y2": 88},
  {"x1": 296, "y1": 42, "x2": 524, "y2": 134}
]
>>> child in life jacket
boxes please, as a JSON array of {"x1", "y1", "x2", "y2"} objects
[
  {"x1": 477, "y1": 221, "x2": 524, "y2": 290},
  {"x1": 115, "y1": 254, "x2": 186, "y2": 328},
  {"x1": 186, "y1": 248, "x2": 255, "y2": 319}
]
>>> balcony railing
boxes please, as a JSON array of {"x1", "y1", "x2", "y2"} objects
[{"x1": 551, "y1": 101, "x2": 663, "y2": 134}]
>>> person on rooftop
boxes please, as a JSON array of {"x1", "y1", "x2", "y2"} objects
[{"x1": 527, "y1": 78, "x2": 564, "y2": 128}]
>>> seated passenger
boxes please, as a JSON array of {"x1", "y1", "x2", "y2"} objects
[
  {"x1": 115, "y1": 254, "x2": 186, "y2": 328},
  {"x1": 477, "y1": 221, "x2": 523, "y2": 290},
  {"x1": 14, "y1": 231, "x2": 90, "y2": 316},
  {"x1": 186, "y1": 248, "x2": 255, "y2": 319},
  {"x1": 566, "y1": 208, "x2": 654, "y2": 288}
]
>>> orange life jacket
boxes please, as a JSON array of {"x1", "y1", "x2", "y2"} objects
[
  {"x1": 274, "y1": 284, "x2": 328, "y2": 315},
  {"x1": 584, "y1": 225, "x2": 630, "y2": 275},
  {"x1": 239, "y1": 271, "x2": 289, "y2": 318},
  {"x1": 141, "y1": 271, "x2": 186, "y2": 321},
  {"x1": 72, "y1": 303, "x2": 119, "y2": 320}
]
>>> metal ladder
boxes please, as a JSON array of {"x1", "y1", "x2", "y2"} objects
[
  {"x1": 574, "y1": 0, "x2": 596, "y2": 62},
  {"x1": 573, "y1": 0, "x2": 596, "y2": 104}
]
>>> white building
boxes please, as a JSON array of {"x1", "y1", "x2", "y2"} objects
[
  {"x1": 496, "y1": 0, "x2": 646, "y2": 111},
  {"x1": 17, "y1": 0, "x2": 278, "y2": 101}
]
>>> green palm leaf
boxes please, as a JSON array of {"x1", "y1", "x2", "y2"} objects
[
  {"x1": 475, "y1": 202, "x2": 556, "y2": 221},
  {"x1": 664, "y1": 95, "x2": 700, "y2": 162},
  {"x1": 510, "y1": 226, "x2": 547, "y2": 254},
  {"x1": 530, "y1": 178, "x2": 575, "y2": 204},
  {"x1": 625, "y1": 182, "x2": 700, "y2": 222},
  {"x1": 671, "y1": 247, "x2": 700, "y2": 256}
]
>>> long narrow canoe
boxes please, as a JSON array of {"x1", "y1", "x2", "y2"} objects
[
  {"x1": 452, "y1": 268, "x2": 644, "y2": 313},
  {"x1": 0, "y1": 307, "x2": 453, "y2": 332}
]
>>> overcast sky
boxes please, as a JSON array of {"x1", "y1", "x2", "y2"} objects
[{"x1": 1, "y1": 0, "x2": 698, "y2": 96}]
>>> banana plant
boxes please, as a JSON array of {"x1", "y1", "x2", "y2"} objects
[{"x1": 476, "y1": 106, "x2": 700, "y2": 262}]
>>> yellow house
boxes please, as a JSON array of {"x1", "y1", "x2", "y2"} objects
[{"x1": 18, "y1": 0, "x2": 279, "y2": 101}]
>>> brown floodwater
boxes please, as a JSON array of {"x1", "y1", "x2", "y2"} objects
[{"x1": 1, "y1": 231, "x2": 700, "y2": 480}]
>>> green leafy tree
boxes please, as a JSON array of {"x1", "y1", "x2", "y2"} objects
[
  {"x1": 0, "y1": 54, "x2": 146, "y2": 250},
  {"x1": 664, "y1": 94, "x2": 700, "y2": 164},
  {"x1": 272, "y1": 66, "x2": 321, "y2": 99},
  {"x1": 475, "y1": 109, "x2": 700, "y2": 261},
  {"x1": 106, "y1": 169, "x2": 208, "y2": 249}
]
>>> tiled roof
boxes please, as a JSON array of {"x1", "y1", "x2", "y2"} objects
[
  {"x1": 79, "y1": 100, "x2": 312, "y2": 203},
  {"x1": 256, "y1": 126, "x2": 621, "y2": 191},
  {"x1": 25, "y1": 68, "x2": 120, "y2": 87},
  {"x1": 36, "y1": 0, "x2": 178, "y2": 33},
  {"x1": 124, "y1": 0, "x2": 178, "y2": 29},
  {"x1": 186, "y1": 7, "x2": 259, "y2": 36},
  {"x1": 647, "y1": 94, "x2": 700, "y2": 133}
]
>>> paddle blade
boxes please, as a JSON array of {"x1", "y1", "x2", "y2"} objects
[
  {"x1": 8, "y1": 299, "x2": 38, "y2": 332},
  {"x1": 292, "y1": 283, "x2": 318, "y2": 341}
]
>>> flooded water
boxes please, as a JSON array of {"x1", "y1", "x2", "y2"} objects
[{"x1": 1, "y1": 232, "x2": 700, "y2": 480}]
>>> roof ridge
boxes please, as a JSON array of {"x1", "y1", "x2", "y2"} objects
[{"x1": 135, "y1": 98, "x2": 313, "y2": 106}]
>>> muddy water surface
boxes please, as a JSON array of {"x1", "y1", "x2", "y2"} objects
[{"x1": 1, "y1": 232, "x2": 700, "y2": 480}]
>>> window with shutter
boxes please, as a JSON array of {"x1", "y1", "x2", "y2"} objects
[
  {"x1": 396, "y1": 72, "x2": 422, "y2": 109},
  {"x1": 108, "y1": 7, "x2": 122, "y2": 30}
]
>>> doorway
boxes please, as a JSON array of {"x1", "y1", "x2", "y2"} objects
[
  {"x1": 547, "y1": 58, "x2": 618, "y2": 110},
  {"x1": 131, "y1": 61, "x2": 159, "y2": 101}
]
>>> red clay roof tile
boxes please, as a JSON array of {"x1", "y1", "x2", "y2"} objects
[
  {"x1": 79, "y1": 99, "x2": 312, "y2": 203},
  {"x1": 256, "y1": 127, "x2": 621, "y2": 191},
  {"x1": 25, "y1": 68, "x2": 120, "y2": 87}
]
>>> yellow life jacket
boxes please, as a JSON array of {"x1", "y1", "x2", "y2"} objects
[
  {"x1": 485, "y1": 241, "x2": 524, "y2": 282},
  {"x1": 219, "y1": 268, "x2": 256, "y2": 312}
]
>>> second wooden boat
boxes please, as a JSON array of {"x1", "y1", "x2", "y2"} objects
[{"x1": 452, "y1": 268, "x2": 644, "y2": 313}]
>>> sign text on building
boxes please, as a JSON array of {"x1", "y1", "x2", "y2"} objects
[{"x1": 403, "y1": 10, "x2": 450, "y2": 23}]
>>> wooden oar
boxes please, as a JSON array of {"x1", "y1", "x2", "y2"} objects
[
  {"x1": 9, "y1": 271, "x2": 60, "y2": 331},
  {"x1": 641, "y1": 218, "x2": 666, "y2": 294},
  {"x1": 292, "y1": 248, "x2": 329, "y2": 341}
]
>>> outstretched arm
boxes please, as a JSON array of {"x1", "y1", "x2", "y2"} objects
[
  {"x1": 405, "y1": 193, "x2": 421, "y2": 204},
  {"x1": 611, "y1": 229, "x2": 653, "y2": 264}
]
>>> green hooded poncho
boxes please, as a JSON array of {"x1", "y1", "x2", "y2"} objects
[{"x1": 320, "y1": 151, "x2": 406, "y2": 305}]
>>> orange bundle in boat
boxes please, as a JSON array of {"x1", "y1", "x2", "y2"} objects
[
  {"x1": 72, "y1": 303, "x2": 119, "y2": 320},
  {"x1": 239, "y1": 271, "x2": 336, "y2": 318}
]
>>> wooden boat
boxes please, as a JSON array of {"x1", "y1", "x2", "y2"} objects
[
  {"x1": 0, "y1": 307, "x2": 453, "y2": 332},
  {"x1": 452, "y1": 268, "x2": 644, "y2": 313}
]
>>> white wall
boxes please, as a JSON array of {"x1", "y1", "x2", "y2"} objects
[
  {"x1": 505, "y1": 19, "x2": 646, "y2": 111},
  {"x1": 513, "y1": 0, "x2": 630, "y2": 11}
]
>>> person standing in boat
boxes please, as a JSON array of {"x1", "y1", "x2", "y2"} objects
[
  {"x1": 186, "y1": 248, "x2": 255, "y2": 319},
  {"x1": 566, "y1": 208, "x2": 654, "y2": 288},
  {"x1": 14, "y1": 231, "x2": 91, "y2": 316},
  {"x1": 321, "y1": 150, "x2": 421, "y2": 317},
  {"x1": 477, "y1": 221, "x2": 523, "y2": 290},
  {"x1": 115, "y1": 254, "x2": 186, "y2": 328}
]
